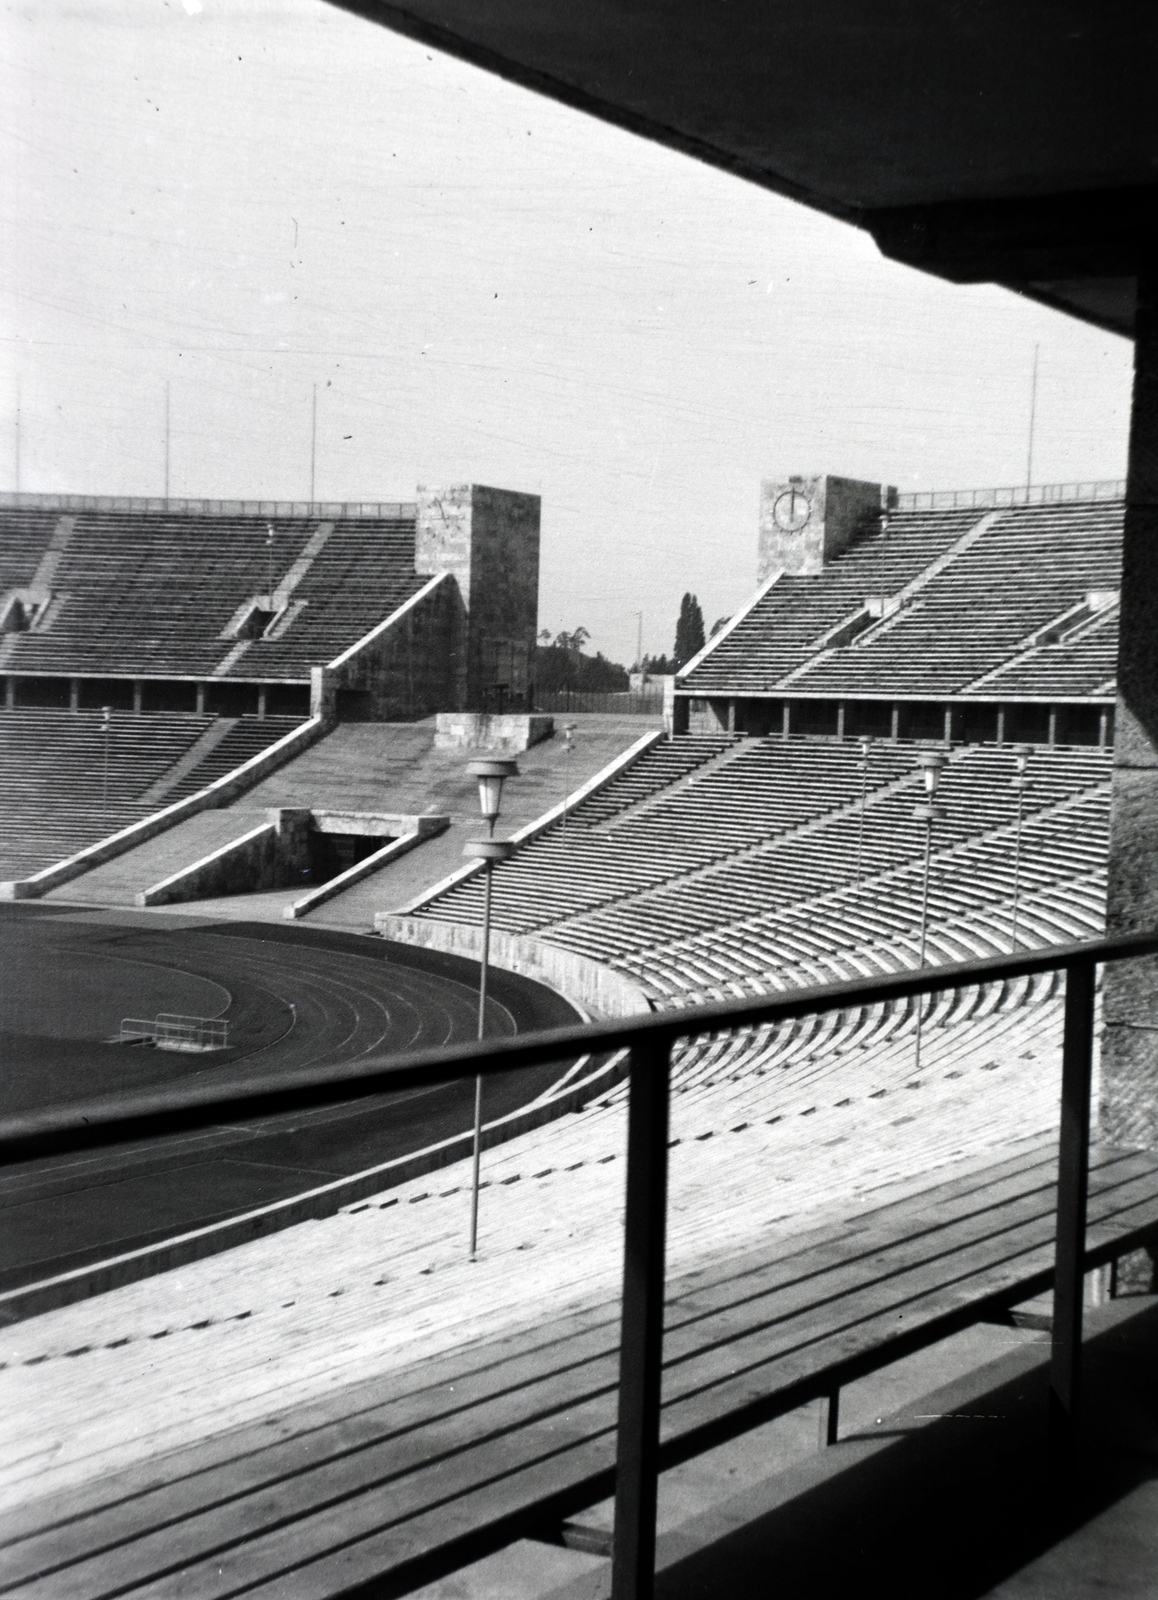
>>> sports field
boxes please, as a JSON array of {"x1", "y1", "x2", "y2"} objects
[{"x1": 0, "y1": 905, "x2": 578, "y2": 1293}]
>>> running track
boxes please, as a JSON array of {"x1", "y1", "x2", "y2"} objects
[{"x1": 0, "y1": 906, "x2": 579, "y2": 1293}]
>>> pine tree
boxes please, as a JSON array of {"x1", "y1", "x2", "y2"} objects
[{"x1": 673, "y1": 593, "x2": 705, "y2": 669}]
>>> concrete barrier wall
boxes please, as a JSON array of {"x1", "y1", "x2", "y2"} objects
[
  {"x1": 375, "y1": 915, "x2": 653, "y2": 1018},
  {"x1": 434, "y1": 712, "x2": 553, "y2": 753},
  {"x1": 0, "y1": 715, "x2": 329, "y2": 901},
  {"x1": 286, "y1": 829, "x2": 424, "y2": 920}
]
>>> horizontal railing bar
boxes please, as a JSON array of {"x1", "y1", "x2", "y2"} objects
[{"x1": 2, "y1": 932, "x2": 1155, "y2": 1168}]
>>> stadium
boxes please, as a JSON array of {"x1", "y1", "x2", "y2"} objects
[
  {"x1": 2, "y1": 5, "x2": 1157, "y2": 1599},
  {"x1": 3, "y1": 459, "x2": 1156, "y2": 1593}
]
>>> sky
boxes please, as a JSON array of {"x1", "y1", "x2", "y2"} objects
[{"x1": 0, "y1": 0, "x2": 1137, "y2": 666}]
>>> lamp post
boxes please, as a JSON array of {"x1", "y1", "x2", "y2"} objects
[
  {"x1": 856, "y1": 736, "x2": 873, "y2": 882},
  {"x1": 1009, "y1": 744, "x2": 1031, "y2": 951},
  {"x1": 561, "y1": 722, "x2": 577, "y2": 834},
  {"x1": 912, "y1": 752, "x2": 948, "y2": 1076},
  {"x1": 100, "y1": 705, "x2": 113, "y2": 825},
  {"x1": 265, "y1": 523, "x2": 276, "y2": 609},
  {"x1": 462, "y1": 757, "x2": 519, "y2": 1260}
]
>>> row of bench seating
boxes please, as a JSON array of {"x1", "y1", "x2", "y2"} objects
[
  {"x1": 0, "y1": 708, "x2": 301, "y2": 877},
  {"x1": 685, "y1": 499, "x2": 1123, "y2": 701},
  {"x1": 0, "y1": 510, "x2": 422, "y2": 681}
]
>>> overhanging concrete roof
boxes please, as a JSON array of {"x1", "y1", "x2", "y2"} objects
[{"x1": 328, "y1": 1, "x2": 1155, "y2": 337}]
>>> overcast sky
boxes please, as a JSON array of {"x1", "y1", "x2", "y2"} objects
[{"x1": 1, "y1": 0, "x2": 1136, "y2": 664}]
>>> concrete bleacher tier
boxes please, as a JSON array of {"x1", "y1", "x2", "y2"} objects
[
  {"x1": 685, "y1": 498, "x2": 1123, "y2": 699},
  {"x1": 0, "y1": 709, "x2": 301, "y2": 878},
  {"x1": 420, "y1": 736, "x2": 1110, "y2": 1002},
  {"x1": 0, "y1": 507, "x2": 422, "y2": 681}
]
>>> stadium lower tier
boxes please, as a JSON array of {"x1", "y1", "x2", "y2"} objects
[
  {"x1": 414, "y1": 734, "x2": 1109, "y2": 1026},
  {"x1": 0, "y1": 708, "x2": 302, "y2": 879}
]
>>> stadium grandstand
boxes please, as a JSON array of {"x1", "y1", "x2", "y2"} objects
[
  {"x1": 4, "y1": 0, "x2": 1157, "y2": 1590},
  {"x1": 391, "y1": 476, "x2": 1119, "y2": 1008},
  {"x1": 0, "y1": 483, "x2": 540, "y2": 888},
  {"x1": 2, "y1": 474, "x2": 1154, "y2": 1600}
]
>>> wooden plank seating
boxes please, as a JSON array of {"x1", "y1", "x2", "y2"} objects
[{"x1": 3, "y1": 1136, "x2": 1156, "y2": 1599}]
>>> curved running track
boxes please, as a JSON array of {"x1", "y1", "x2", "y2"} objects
[{"x1": 0, "y1": 907, "x2": 580, "y2": 1293}]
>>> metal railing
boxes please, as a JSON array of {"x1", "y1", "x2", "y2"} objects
[
  {"x1": 897, "y1": 479, "x2": 1125, "y2": 512},
  {"x1": 6, "y1": 931, "x2": 1158, "y2": 1600},
  {"x1": 119, "y1": 1013, "x2": 230, "y2": 1051}
]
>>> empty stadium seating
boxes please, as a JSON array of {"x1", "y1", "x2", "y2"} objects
[
  {"x1": 0, "y1": 508, "x2": 422, "y2": 682},
  {"x1": 416, "y1": 734, "x2": 1111, "y2": 1019},
  {"x1": 0, "y1": 709, "x2": 303, "y2": 879},
  {"x1": 685, "y1": 499, "x2": 1124, "y2": 701}
]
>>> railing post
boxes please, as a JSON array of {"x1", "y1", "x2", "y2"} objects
[
  {"x1": 1050, "y1": 956, "x2": 1096, "y2": 1449},
  {"x1": 612, "y1": 1034, "x2": 671, "y2": 1600}
]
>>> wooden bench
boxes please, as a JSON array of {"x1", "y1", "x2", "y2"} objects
[{"x1": 4, "y1": 1135, "x2": 1157, "y2": 1599}]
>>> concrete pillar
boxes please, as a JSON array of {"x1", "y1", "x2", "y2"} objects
[
  {"x1": 69, "y1": 678, "x2": 80, "y2": 712},
  {"x1": 415, "y1": 484, "x2": 540, "y2": 711},
  {"x1": 836, "y1": 702, "x2": 846, "y2": 740},
  {"x1": 132, "y1": 681, "x2": 143, "y2": 714},
  {"x1": 727, "y1": 699, "x2": 736, "y2": 734},
  {"x1": 889, "y1": 703, "x2": 899, "y2": 742},
  {"x1": 4, "y1": 677, "x2": 13, "y2": 709},
  {"x1": 943, "y1": 705, "x2": 954, "y2": 745},
  {"x1": 1104, "y1": 245, "x2": 1158, "y2": 1150},
  {"x1": 195, "y1": 682, "x2": 206, "y2": 714},
  {"x1": 1047, "y1": 706, "x2": 1057, "y2": 746},
  {"x1": 996, "y1": 705, "x2": 1006, "y2": 745},
  {"x1": 257, "y1": 684, "x2": 268, "y2": 720},
  {"x1": 782, "y1": 702, "x2": 791, "y2": 739},
  {"x1": 1100, "y1": 706, "x2": 1110, "y2": 748}
]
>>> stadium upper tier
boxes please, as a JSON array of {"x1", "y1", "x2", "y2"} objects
[
  {"x1": 682, "y1": 498, "x2": 1123, "y2": 702},
  {"x1": 0, "y1": 503, "x2": 423, "y2": 682},
  {"x1": 413, "y1": 734, "x2": 1110, "y2": 1006}
]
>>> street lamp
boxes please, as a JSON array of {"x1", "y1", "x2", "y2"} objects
[
  {"x1": 912, "y1": 752, "x2": 948, "y2": 1076},
  {"x1": 100, "y1": 705, "x2": 113, "y2": 825},
  {"x1": 855, "y1": 737, "x2": 874, "y2": 882},
  {"x1": 1009, "y1": 744, "x2": 1032, "y2": 951},
  {"x1": 462, "y1": 757, "x2": 518, "y2": 1260},
  {"x1": 561, "y1": 722, "x2": 577, "y2": 834}
]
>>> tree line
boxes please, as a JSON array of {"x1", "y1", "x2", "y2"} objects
[{"x1": 536, "y1": 593, "x2": 718, "y2": 691}]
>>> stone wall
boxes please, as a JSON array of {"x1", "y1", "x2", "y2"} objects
[
  {"x1": 139, "y1": 809, "x2": 312, "y2": 907},
  {"x1": 1103, "y1": 255, "x2": 1158, "y2": 1150},
  {"x1": 416, "y1": 484, "x2": 541, "y2": 710},
  {"x1": 326, "y1": 571, "x2": 466, "y2": 720},
  {"x1": 758, "y1": 474, "x2": 892, "y2": 582},
  {"x1": 375, "y1": 915, "x2": 652, "y2": 1020},
  {"x1": 433, "y1": 712, "x2": 553, "y2": 753}
]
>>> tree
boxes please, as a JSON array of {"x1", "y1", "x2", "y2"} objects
[
  {"x1": 534, "y1": 628, "x2": 630, "y2": 693},
  {"x1": 673, "y1": 593, "x2": 705, "y2": 669}
]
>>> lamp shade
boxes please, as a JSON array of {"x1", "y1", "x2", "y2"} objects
[
  {"x1": 914, "y1": 752, "x2": 948, "y2": 796},
  {"x1": 466, "y1": 758, "x2": 519, "y2": 820}
]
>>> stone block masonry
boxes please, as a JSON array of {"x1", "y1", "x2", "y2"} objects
[
  {"x1": 416, "y1": 484, "x2": 541, "y2": 711},
  {"x1": 758, "y1": 474, "x2": 895, "y2": 582}
]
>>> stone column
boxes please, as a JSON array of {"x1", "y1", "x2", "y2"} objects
[{"x1": 1103, "y1": 247, "x2": 1158, "y2": 1150}]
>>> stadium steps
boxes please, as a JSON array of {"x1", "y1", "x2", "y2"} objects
[
  {"x1": 0, "y1": 973, "x2": 1078, "y2": 1533},
  {"x1": 45, "y1": 809, "x2": 273, "y2": 906}
]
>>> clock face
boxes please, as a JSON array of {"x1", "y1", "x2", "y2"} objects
[{"x1": 773, "y1": 488, "x2": 812, "y2": 532}]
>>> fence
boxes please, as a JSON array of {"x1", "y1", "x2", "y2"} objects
[
  {"x1": 897, "y1": 479, "x2": 1126, "y2": 512},
  {"x1": 119, "y1": 1013, "x2": 230, "y2": 1051},
  {"x1": 9, "y1": 930, "x2": 1158, "y2": 1600},
  {"x1": 534, "y1": 689, "x2": 666, "y2": 715}
]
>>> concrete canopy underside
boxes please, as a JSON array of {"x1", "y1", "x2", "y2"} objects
[{"x1": 326, "y1": 0, "x2": 1154, "y2": 337}]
